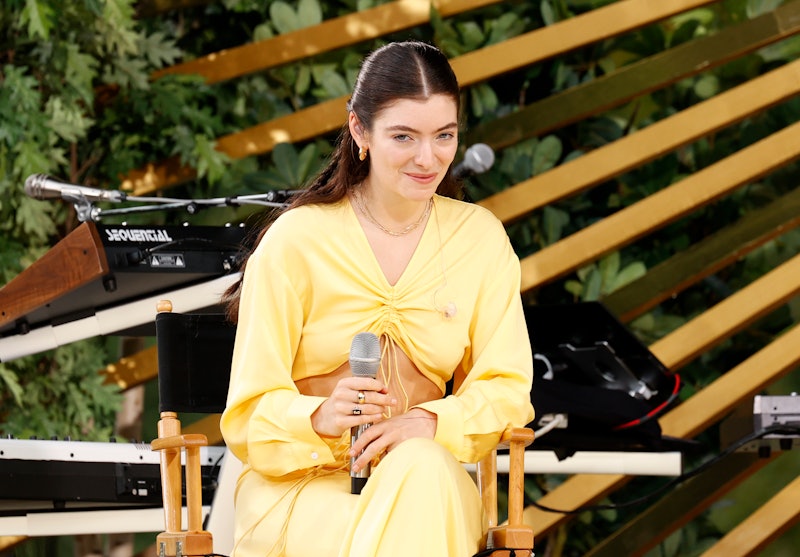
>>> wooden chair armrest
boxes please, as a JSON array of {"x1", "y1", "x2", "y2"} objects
[
  {"x1": 496, "y1": 427, "x2": 535, "y2": 450},
  {"x1": 151, "y1": 433, "x2": 209, "y2": 452}
]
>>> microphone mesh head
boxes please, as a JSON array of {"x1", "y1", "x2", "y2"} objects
[
  {"x1": 467, "y1": 143, "x2": 495, "y2": 173},
  {"x1": 349, "y1": 332, "x2": 381, "y2": 378},
  {"x1": 23, "y1": 174, "x2": 45, "y2": 198}
]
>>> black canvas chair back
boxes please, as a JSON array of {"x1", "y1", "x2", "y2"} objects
[
  {"x1": 155, "y1": 312, "x2": 236, "y2": 414},
  {"x1": 152, "y1": 305, "x2": 237, "y2": 556}
]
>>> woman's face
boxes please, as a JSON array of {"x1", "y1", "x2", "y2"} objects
[{"x1": 351, "y1": 94, "x2": 459, "y2": 203}]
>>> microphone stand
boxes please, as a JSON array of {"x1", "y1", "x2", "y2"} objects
[{"x1": 69, "y1": 192, "x2": 293, "y2": 222}]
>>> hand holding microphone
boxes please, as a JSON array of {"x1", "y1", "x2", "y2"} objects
[{"x1": 348, "y1": 332, "x2": 381, "y2": 494}]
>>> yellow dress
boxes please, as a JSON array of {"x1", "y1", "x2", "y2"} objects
[{"x1": 220, "y1": 195, "x2": 534, "y2": 556}]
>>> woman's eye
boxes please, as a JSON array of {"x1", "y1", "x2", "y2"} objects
[
  {"x1": 438, "y1": 132, "x2": 456, "y2": 140},
  {"x1": 394, "y1": 134, "x2": 411, "y2": 142}
]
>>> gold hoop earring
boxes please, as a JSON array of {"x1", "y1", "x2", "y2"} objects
[{"x1": 358, "y1": 146, "x2": 368, "y2": 161}]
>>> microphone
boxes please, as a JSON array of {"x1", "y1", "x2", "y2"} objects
[
  {"x1": 452, "y1": 143, "x2": 495, "y2": 179},
  {"x1": 24, "y1": 174, "x2": 127, "y2": 203},
  {"x1": 349, "y1": 331, "x2": 381, "y2": 494}
]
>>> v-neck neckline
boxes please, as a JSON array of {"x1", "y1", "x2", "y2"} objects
[{"x1": 348, "y1": 196, "x2": 435, "y2": 288}]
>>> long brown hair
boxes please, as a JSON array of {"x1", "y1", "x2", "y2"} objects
[{"x1": 224, "y1": 41, "x2": 462, "y2": 322}]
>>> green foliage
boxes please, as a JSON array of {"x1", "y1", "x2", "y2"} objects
[
  {"x1": 0, "y1": 339, "x2": 120, "y2": 441},
  {"x1": 565, "y1": 252, "x2": 647, "y2": 301}
]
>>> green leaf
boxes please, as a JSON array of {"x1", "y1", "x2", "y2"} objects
[
  {"x1": 0, "y1": 365, "x2": 24, "y2": 407},
  {"x1": 20, "y1": 0, "x2": 55, "y2": 39},
  {"x1": 138, "y1": 31, "x2": 183, "y2": 69},
  {"x1": 541, "y1": 0, "x2": 556, "y2": 26},
  {"x1": 564, "y1": 280, "x2": 584, "y2": 299},
  {"x1": 193, "y1": 135, "x2": 230, "y2": 184},
  {"x1": 457, "y1": 21, "x2": 485, "y2": 49},
  {"x1": 99, "y1": 0, "x2": 139, "y2": 56},
  {"x1": 46, "y1": 97, "x2": 95, "y2": 143},
  {"x1": 297, "y1": 0, "x2": 323, "y2": 28},
  {"x1": 15, "y1": 196, "x2": 58, "y2": 243},
  {"x1": 693, "y1": 74, "x2": 719, "y2": 99},
  {"x1": 609, "y1": 261, "x2": 647, "y2": 292},
  {"x1": 296, "y1": 143, "x2": 319, "y2": 183},
  {"x1": 65, "y1": 45, "x2": 99, "y2": 105},
  {"x1": 270, "y1": 1, "x2": 299, "y2": 34},
  {"x1": 104, "y1": 56, "x2": 150, "y2": 89},
  {"x1": 598, "y1": 252, "x2": 621, "y2": 290},
  {"x1": 532, "y1": 135, "x2": 562, "y2": 175},
  {"x1": 576, "y1": 263, "x2": 594, "y2": 282},
  {"x1": 253, "y1": 22, "x2": 275, "y2": 42},
  {"x1": 476, "y1": 83, "x2": 498, "y2": 114},
  {"x1": 318, "y1": 69, "x2": 349, "y2": 98},
  {"x1": 295, "y1": 64, "x2": 311, "y2": 95},
  {"x1": 272, "y1": 142, "x2": 300, "y2": 186},
  {"x1": 582, "y1": 268, "x2": 602, "y2": 301},
  {"x1": 487, "y1": 13, "x2": 525, "y2": 45},
  {"x1": 542, "y1": 205, "x2": 569, "y2": 245},
  {"x1": 470, "y1": 87, "x2": 485, "y2": 118}
]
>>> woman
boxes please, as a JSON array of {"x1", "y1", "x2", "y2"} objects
[{"x1": 220, "y1": 40, "x2": 534, "y2": 557}]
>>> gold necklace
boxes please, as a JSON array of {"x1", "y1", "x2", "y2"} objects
[{"x1": 354, "y1": 192, "x2": 433, "y2": 237}]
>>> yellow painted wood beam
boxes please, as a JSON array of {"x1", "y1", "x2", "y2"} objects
[
  {"x1": 155, "y1": 0, "x2": 503, "y2": 84},
  {"x1": 102, "y1": 345, "x2": 158, "y2": 390},
  {"x1": 467, "y1": 0, "x2": 800, "y2": 150},
  {"x1": 451, "y1": 0, "x2": 718, "y2": 86},
  {"x1": 0, "y1": 537, "x2": 26, "y2": 553},
  {"x1": 699, "y1": 472, "x2": 800, "y2": 557},
  {"x1": 603, "y1": 188, "x2": 800, "y2": 323},
  {"x1": 517, "y1": 114, "x2": 800, "y2": 294},
  {"x1": 584, "y1": 454, "x2": 772, "y2": 557},
  {"x1": 122, "y1": 0, "x2": 719, "y2": 193},
  {"x1": 478, "y1": 57, "x2": 800, "y2": 225},
  {"x1": 649, "y1": 252, "x2": 800, "y2": 371}
]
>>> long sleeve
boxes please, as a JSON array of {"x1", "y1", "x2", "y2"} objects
[
  {"x1": 414, "y1": 212, "x2": 534, "y2": 463},
  {"x1": 220, "y1": 225, "x2": 337, "y2": 478}
]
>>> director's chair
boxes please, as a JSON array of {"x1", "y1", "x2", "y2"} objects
[{"x1": 151, "y1": 300, "x2": 534, "y2": 556}]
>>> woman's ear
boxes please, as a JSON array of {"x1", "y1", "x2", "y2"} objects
[{"x1": 349, "y1": 112, "x2": 366, "y2": 146}]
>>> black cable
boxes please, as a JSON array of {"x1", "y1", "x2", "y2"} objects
[{"x1": 530, "y1": 424, "x2": 800, "y2": 514}]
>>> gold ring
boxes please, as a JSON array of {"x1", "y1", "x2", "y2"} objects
[
  {"x1": 352, "y1": 407, "x2": 362, "y2": 416},
  {"x1": 357, "y1": 391, "x2": 366, "y2": 404}
]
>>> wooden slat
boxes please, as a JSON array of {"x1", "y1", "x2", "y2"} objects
[
  {"x1": 522, "y1": 253, "x2": 800, "y2": 538},
  {"x1": 466, "y1": 0, "x2": 800, "y2": 149},
  {"x1": 102, "y1": 345, "x2": 158, "y2": 390},
  {"x1": 649, "y1": 252, "x2": 800, "y2": 371},
  {"x1": 450, "y1": 0, "x2": 718, "y2": 87},
  {"x1": 603, "y1": 187, "x2": 800, "y2": 323},
  {"x1": 584, "y1": 454, "x2": 772, "y2": 557},
  {"x1": 0, "y1": 537, "x2": 26, "y2": 553},
  {"x1": 700, "y1": 472, "x2": 800, "y2": 557},
  {"x1": 121, "y1": 0, "x2": 720, "y2": 194},
  {"x1": 525, "y1": 321, "x2": 800, "y2": 539},
  {"x1": 154, "y1": 0, "x2": 503, "y2": 84},
  {"x1": 477, "y1": 58, "x2": 800, "y2": 225},
  {"x1": 517, "y1": 119, "x2": 800, "y2": 293}
]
